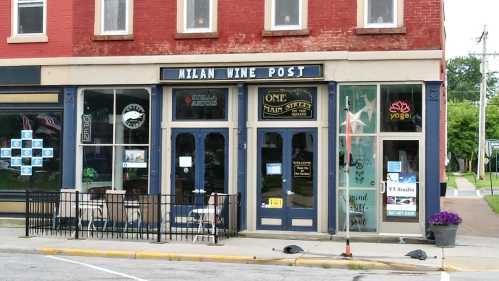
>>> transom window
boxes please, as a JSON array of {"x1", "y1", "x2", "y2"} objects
[
  {"x1": 185, "y1": 0, "x2": 212, "y2": 32},
  {"x1": 15, "y1": 0, "x2": 45, "y2": 35},
  {"x1": 102, "y1": 0, "x2": 128, "y2": 34},
  {"x1": 272, "y1": 0, "x2": 301, "y2": 30},
  {"x1": 365, "y1": 0, "x2": 396, "y2": 27}
]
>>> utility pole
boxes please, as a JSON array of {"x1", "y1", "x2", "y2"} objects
[{"x1": 471, "y1": 25, "x2": 499, "y2": 179}]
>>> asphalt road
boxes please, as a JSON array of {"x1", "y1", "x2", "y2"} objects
[{"x1": 0, "y1": 253, "x2": 497, "y2": 281}]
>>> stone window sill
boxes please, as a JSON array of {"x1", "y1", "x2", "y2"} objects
[
  {"x1": 93, "y1": 34, "x2": 134, "y2": 41},
  {"x1": 262, "y1": 29, "x2": 310, "y2": 37},
  {"x1": 7, "y1": 34, "x2": 48, "y2": 44},
  {"x1": 355, "y1": 27, "x2": 407, "y2": 35},
  {"x1": 175, "y1": 32, "x2": 218, "y2": 39}
]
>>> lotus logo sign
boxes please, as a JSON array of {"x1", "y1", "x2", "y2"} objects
[
  {"x1": 122, "y1": 104, "x2": 146, "y2": 130},
  {"x1": 388, "y1": 101, "x2": 411, "y2": 121}
]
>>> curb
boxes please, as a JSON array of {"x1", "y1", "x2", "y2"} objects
[{"x1": 38, "y1": 247, "x2": 439, "y2": 272}]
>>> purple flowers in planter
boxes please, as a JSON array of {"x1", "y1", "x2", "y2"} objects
[{"x1": 429, "y1": 211, "x2": 462, "y2": 225}]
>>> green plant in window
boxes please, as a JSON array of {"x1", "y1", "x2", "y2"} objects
[{"x1": 82, "y1": 167, "x2": 98, "y2": 189}]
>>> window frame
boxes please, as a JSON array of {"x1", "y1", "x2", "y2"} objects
[
  {"x1": 13, "y1": 0, "x2": 47, "y2": 36},
  {"x1": 101, "y1": 0, "x2": 130, "y2": 35},
  {"x1": 183, "y1": 0, "x2": 213, "y2": 33},
  {"x1": 76, "y1": 87, "x2": 152, "y2": 194},
  {"x1": 364, "y1": 0, "x2": 397, "y2": 28},
  {"x1": 271, "y1": 0, "x2": 303, "y2": 31}
]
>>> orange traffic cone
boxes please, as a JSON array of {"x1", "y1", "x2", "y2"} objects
[{"x1": 341, "y1": 239, "x2": 353, "y2": 257}]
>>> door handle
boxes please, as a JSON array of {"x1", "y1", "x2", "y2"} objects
[
  {"x1": 380, "y1": 181, "x2": 386, "y2": 194},
  {"x1": 287, "y1": 190, "x2": 295, "y2": 195}
]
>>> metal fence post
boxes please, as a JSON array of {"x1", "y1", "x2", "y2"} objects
[
  {"x1": 214, "y1": 193, "x2": 218, "y2": 244},
  {"x1": 156, "y1": 194, "x2": 161, "y2": 243},
  {"x1": 75, "y1": 191, "x2": 79, "y2": 240},
  {"x1": 25, "y1": 190, "x2": 30, "y2": 237}
]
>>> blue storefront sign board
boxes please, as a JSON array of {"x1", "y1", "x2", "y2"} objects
[{"x1": 160, "y1": 65, "x2": 323, "y2": 81}]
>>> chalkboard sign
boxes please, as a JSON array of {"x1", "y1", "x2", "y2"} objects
[{"x1": 260, "y1": 87, "x2": 315, "y2": 120}]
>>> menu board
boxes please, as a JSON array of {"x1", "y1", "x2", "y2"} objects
[{"x1": 260, "y1": 88, "x2": 315, "y2": 119}]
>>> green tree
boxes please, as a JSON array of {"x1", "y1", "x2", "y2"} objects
[
  {"x1": 447, "y1": 101, "x2": 478, "y2": 171},
  {"x1": 447, "y1": 56, "x2": 498, "y2": 102}
]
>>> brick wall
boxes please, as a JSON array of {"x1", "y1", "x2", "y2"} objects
[
  {"x1": 0, "y1": 0, "x2": 444, "y2": 58},
  {"x1": 0, "y1": 0, "x2": 73, "y2": 58}
]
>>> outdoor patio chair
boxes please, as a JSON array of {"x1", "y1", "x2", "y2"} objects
[
  {"x1": 52, "y1": 189, "x2": 77, "y2": 229},
  {"x1": 190, "y1": 193, "x2": 227, "y2": 243},
  {"x1": 104, "y1": 190, "x2": 127, "y2": 232},
  {"x1": 138, "y1": 195, "x2": 160, "y2": 232}
]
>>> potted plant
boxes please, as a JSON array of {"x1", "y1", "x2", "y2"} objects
[
  {"x1": 82, "y1": 167, "x2": 98, "y2": 191},
  {"x1": 429, "y1": 211, "x2": 462, "y2": 247}
]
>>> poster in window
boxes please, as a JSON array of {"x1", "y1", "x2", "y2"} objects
[
  {"x1": 293, "y1": 161, "x2": 311, "y2": 178},
  {"x1": 123, "y1": 150, "x2": 147, "y2": 168},
  {"x1": 386, "y1": 172, "x2": 417, "y2": 218},
  {"x1": 260, "y1": 87, "x2": 315, "y2": 119}
]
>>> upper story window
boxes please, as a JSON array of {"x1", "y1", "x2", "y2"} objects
[
  {"x1": 15, "y1": 0, "x2": 46, "y2": 35},
  {"x1": 365, "y1": 0, "x2": 397, "y2": 28},
  {"x1": 184, "y1": 0, "x2": 213, "y2": 32},
  {"x1": 271, "y1": 0, "x2": 301, "y2": 30},
  {"x1": 102, "y1": 0, "x2": 128, "y2": 34}
]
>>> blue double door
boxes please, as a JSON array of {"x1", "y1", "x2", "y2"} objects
[
  {"x1": 257, "y1": 128, "x2": 317, "y2": 231},
  {"x1": 171, "y1": 128, "x2": 228, "y2": 207}
]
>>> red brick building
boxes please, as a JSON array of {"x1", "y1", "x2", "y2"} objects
[{"x1": 0, "y1": 0, "x2": 445, "y2": 237}]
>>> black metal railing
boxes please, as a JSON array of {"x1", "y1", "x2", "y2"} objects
[{"x1": 25, "y1": 191, "x2": 239, "y2": 244}]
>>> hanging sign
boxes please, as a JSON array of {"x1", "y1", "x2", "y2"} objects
[
  {"x1": 386, "y1": 172, "x2": 417, "y2": 218},
  {"x1": 293, "y1": 161, "x2": 312, "y2": 178},
  {"x1": 161, "y1": 65, "x2": 323, "y2": 81},
  {"x1": 261, "y1": 88, "x2": 314, "y2": 119},
  {"x1": 81, "y1": 114, "x2": 92, "y2": 143}
]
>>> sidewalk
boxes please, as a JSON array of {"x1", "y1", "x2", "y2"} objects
[
  {"x1": 455, "y1": 177, "x2": 477, "y2": 191},
  {"x1": 1, "y1": 227, "x2": 499, "y2": 272},
  {"x1": 442, "y1": 197, "x2": 499, "y2": 237}
]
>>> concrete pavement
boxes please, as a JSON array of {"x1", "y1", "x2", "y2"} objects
[{"x1": 1, "y1": 227, "x2": 499, "y2": 272}]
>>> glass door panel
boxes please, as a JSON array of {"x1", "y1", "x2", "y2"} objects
[
  {"x1": 382, "y1": 140, "x2": 420, "y2": 223},
  {"x1": 289, "y1": 132, "x2": 314, "y2": 209},
  {"x1": 174, "y1": 133, "x2": 196, "y2": 204},
  {"x1": 260, "y1": 132, "x2": 284, "y2": 209},
  {"x1": 203, "y1": 132, "x2": 226, "y2": 201}
]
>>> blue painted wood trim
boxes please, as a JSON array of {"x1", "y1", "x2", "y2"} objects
[
  {"x1": 327, "y1": 81, "x2": 337, "y2": 234},
  {"x1": 62, "y1": 87, "x2": 77, "y2": 189},
  {"x1": 150, "y1": 85, "x2": 163, "y2": 194},
  {"x1": 425, "y1": 81, "x2": 441, "y2": 227},
  {"x1": 237, "y1": 83, "x2": 248, "y2": 230}
]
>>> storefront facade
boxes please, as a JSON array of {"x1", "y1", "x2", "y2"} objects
[{"x1": 0, "y1": 0, "x2": 445, "y2": 237}]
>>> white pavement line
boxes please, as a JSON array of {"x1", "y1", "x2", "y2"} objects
[
  {"x1": 440, "y1": 272, "x2": 450, "y2": 281},
  {"x1": 45, "y1": 255, "x2": 149, "y2": 281}
]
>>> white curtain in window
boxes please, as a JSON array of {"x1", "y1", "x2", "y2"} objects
[
  {"x1": 186, "y1": 0, "x2": 210, "y2": 29},
  {"x1": 274, "y1": 0, "x2": 299, "y2": 26},
  {"x1": 104, "y1": 0, "x2": 127, "y2": 32},
  {"x1": 368, "y1": 0, "x2": 394, "y2": 24}
]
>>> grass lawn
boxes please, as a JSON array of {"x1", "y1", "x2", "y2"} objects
[
  {"x1": 447, "y1": 173, "x2": 458, "y2": 189},
  {"x1": 484, "y1": 195, "x2": 499, "y2": 214},
  {"x1": 463, "y1": 172, "x2": 499, "y2": 189}
]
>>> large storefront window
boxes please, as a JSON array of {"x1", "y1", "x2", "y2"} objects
[
  {"x1": 0, "y1": 111, "x2": 62, "y2": 191},
  {"x1": 338, "y1": 85, "x2": 378, "y2": 233},
  {"x1": 80, "y1": 88, "x2": 150, "y2": 195}
]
